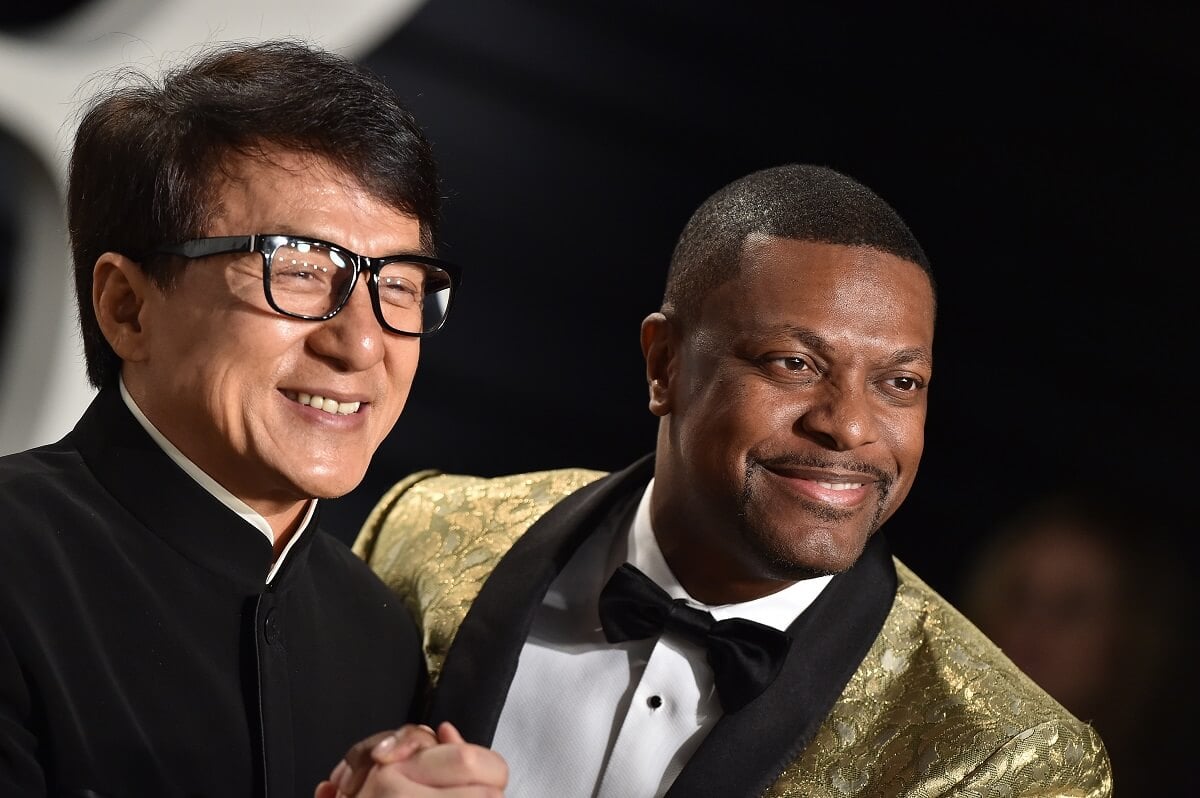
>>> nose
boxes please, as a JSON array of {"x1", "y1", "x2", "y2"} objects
[
  {"x1": 306, "y1": 277, "x2": 387, "y2": 371},
  {"x1": 796, "y1": 378, "x2": 880, "y2": 451}
]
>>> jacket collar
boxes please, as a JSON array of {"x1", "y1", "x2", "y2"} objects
[{"x1": 69, "y1": 387, "x2": 316, "y2": 594}]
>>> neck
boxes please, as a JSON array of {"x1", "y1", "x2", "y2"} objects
[{"x1": 657, "y1": 537, "x2": 798, "y2": 604}]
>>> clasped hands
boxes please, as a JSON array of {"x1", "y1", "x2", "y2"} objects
[{"x1": 314, "y1": 721, "x2": 507, "y2": 798}]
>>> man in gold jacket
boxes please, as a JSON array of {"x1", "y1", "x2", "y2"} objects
[{"x1": 345, "y1": 164, "x2": 1111, "y2": 797}]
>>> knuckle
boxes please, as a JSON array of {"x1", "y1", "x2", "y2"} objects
[{"x1": 448, "y1": 744, "x2": 475, "y2": 769}]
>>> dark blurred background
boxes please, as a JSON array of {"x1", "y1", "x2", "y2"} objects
[{"x1": 2, "y1": 2, "x2": 1196, "y2": 788}]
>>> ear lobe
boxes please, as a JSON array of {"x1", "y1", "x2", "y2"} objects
[
  {"x1": 640, "y1": 312, "x2": 675, "y2": 418},
  {"x1": 93, "y1": 252, "x2": 152, "y2": 362}
]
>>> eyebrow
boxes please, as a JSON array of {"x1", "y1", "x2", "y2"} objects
[
  {"x1": 775, "y1": 325, "x2": 933, "y2": 369},
  {"x1": 883, "y1": 346, "x2": 934, "y2": 369}
]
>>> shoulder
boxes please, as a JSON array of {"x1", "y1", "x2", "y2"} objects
[
  {"x1": 886, "y1": 558, "x2": 1076, "y2": 715},
  {"x1": 0, "y1": 440, "x2": 94, "y2": 560},
  {"x1": 775, "y1": 558, "x2": 1112, "y2": 797},
  {"x1": 887, "y1": 560, "x2": 1111, "y2": 792},
  {"x1": 351, "y1": 467, "x2": 608, "y2": 680},
  {"x1": 0, "y1": 439, "x2": 81, "y2": 494},
  {"x1": 353, "y1": 467, "x2": 609, "y2": 567}
]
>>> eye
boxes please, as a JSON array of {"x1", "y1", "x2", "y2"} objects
[
  {"x1": 777, "y1": 356, "x2": 809, "y2": 372},
  {"x1": 761, "y1": 354, "x2": 815, "y2": 377},
  {"x1": 884, "y1": 375, "x2": 924, "y2": 394},
  {"x1": 378, "y1": 274, "x2": 421, "y2": 303}
]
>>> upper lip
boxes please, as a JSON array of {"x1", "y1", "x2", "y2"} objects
[{"x1": 761, "y1": 462, "x2": 879, "y2": 486}]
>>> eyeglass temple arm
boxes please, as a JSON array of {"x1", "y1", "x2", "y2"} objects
[{"x1": 157, "y1": 235, "x2": 257, "y2": 258}]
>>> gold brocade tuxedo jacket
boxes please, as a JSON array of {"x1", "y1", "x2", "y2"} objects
[{"x1": 355, "y1": 456, "x2": 1112, "y2": 798}]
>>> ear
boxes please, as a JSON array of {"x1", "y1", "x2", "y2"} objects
[
  {"x1": 640, "y1": 312, "x2": 675, "y2": 418},
  {"x1": 93, "y1": 252, "x2": 154, "y2": 363}
]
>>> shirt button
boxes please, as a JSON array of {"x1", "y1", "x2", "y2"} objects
[{"x1": 647, "y1": 695, "x2": 663, "y2": 709}]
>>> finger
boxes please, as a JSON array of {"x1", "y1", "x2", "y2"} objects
[
  {"x1": 357, "y1": 768, "x2": 504, "y2": 798},
  {"x1": 435, "y1": 721, "x2": 465, "y2": 744},
  {"x1": 313, "y1": 780, "x2": 337, "y2": 798},
  {"x1": 359, "y1": 763, "x2": 506, "y2": 798},
  {"x1": 370, "y1": 724, "x2": 438, "y2": 764},
  {"x1": 343, "y1": 730, "x2": 402, "y2": 772},
  {"x1": 338, "y1": 724, "x2": 440, "y2": 795},
  {"x1": 392, "y1": 743, "x2": 508, "y2": 789}
]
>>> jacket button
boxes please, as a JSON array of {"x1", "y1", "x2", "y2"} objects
[{"x1": 263, "y1": 609, "x2": 281, "y2": 645}]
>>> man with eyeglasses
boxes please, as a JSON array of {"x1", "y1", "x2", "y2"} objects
[{"x1": 0, "y1": 40, "x2": 505, "y2": 797}]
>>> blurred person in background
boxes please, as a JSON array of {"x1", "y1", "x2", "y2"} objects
[{"x1": 960, "y1": 490, "x2": 1195, "y2": 795}]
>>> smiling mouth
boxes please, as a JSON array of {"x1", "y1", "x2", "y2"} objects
[
  {"x1": 756, "y1": 453, "x2": 889, "y2": 485},
  {"x1": 283, "y1": 390, "x2": 362, "y2": 416},
  {"x1": 814, "y1": 480, "x2": 865, "y2": 491}
]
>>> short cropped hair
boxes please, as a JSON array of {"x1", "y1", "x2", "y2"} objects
[
  {"x1": 68, "y1": 39, "x2": 440, "y2": 388},
  {"x1": 663, "y1": 164, "x2": 934, "y2": 325}
]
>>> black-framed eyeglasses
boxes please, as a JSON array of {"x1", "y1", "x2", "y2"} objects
[{"x1": 156, "y1": 234, "x2": 460, "y2": 336}]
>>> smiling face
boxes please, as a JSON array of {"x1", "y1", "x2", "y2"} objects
[
  {"x1": 114, "y1": 148, "x2": 423, "y2": 530},
  {"x1": 644, "y1": 235, "x2": 935, "y2": 602}
]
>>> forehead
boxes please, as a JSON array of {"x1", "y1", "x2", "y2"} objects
[
  {"x1": 203, "y1": 147, "x2": 420, "y2": 252},
  {"x1": 698, "y1": 235, "x2": 936, "y2": 351},
  {"x1": 208, "y1": 149, "x2": 358, "y2": 214}
]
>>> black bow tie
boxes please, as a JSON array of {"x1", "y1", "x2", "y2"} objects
[{"x1": 597, "y1": 563, "x2": 792, "y2": 713}]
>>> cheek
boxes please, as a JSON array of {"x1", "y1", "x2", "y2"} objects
[
  {"x1": 382, "y1": 343, "x2": 420, "y2": 404},
  {"x1": 882, "y1": 408, "x2": 926, "y2": 464},
  {"x1": 684, "y1": 395, "x2": 783, "y2": 486}
]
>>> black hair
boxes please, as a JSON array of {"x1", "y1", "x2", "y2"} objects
[
  {"x1": 663, "y1": 164, "x2": 934, "y2": 324},
  {"x1": 68, "y1": 39, "x2": 440, "y2": 388}
]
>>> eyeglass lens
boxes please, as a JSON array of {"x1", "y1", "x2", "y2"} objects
[{"x1": 265, "y1": 238, "x2": 451, "y2": 334}]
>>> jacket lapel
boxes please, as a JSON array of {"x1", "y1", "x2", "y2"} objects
[
  {"x1": 429, "y1": 456, "x2": 654, "y2": 745},
  {"x1": 431, "y1": 452, "x2": 897, "y2": 794},
  {"x1": 666, "y1": 532, "x2": 898, "y2": 797}
]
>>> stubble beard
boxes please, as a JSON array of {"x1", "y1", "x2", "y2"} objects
[{"x1": 737, "y1": 456, "x2": 894, "y2": 580}]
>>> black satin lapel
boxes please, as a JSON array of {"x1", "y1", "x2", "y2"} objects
[
  {"x1": 666, "y1": 532, "x2": 898, "y2": 798},
  {"x1": 428, "y1": 455, "x2": 654, "y2": 745}
]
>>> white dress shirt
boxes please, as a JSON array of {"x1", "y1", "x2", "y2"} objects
[
  {"x1": 492, "y1": 478, "x2": 833, "y2": 797},
  {"x1": 118, "y1": 377, "x2": 314, "y2": 582}
]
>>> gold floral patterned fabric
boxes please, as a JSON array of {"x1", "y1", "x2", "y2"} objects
[
  {"x1": 355, "y1": 469, "x2": 1112, "y2": 798},
  {"x1": 354, "y1": 468, "x2": 607, "y2": 683},
  {"x1": 765, "y1": 558, "x2": 1111, "y2": 797}
]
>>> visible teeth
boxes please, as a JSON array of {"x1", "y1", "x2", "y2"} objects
[
  {"x1": 288, "y1": 391, "x2": 361, "y2": 415},
  {"x1": 817, "y1": 481, "x2": 862, "y2": 491}
]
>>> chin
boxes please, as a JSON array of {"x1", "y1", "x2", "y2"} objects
[
  {"x1": 763, "y1": 553, "x2": 854, "y2": 580},
  {"x1": 753, "y1": 527, "x2": 871, "y2": 580},
  {"x1": 289, "y1": 467, "x2": 368, "y2": 501}
]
